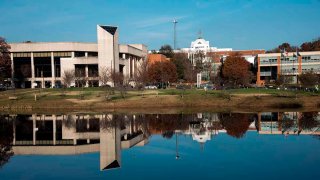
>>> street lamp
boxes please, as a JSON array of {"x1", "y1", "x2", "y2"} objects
[{"x1": 175, "y1": 132, "x2": 180, "y2": 160}]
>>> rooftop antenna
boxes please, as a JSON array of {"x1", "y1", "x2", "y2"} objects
[
  {"x1": 173, "y1": 19, "x2": 178, "y2": 50},
  {"x1": 198, "y1": 30, "x2": 202, "y2": 39}
]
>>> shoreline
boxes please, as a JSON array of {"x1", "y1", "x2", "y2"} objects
[{"x1": 1, "y1": 94, "x2": 319, "y2": 114}]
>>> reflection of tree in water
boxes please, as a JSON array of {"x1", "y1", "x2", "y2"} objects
[
  {"x1": 219, "y1": 113, "x2": 253, "y2": 139},
  {"x1": 99, "y1": 114, "x2": 126, "y2": 132},
  {"x1": 133, "y1": 115, "x2": 150, "y2": 138},
  {"x1": 313, "y1": 135, "x2": 320, "y2": 140},
  {"x1": 299, "y1": 112, "x2": 319, "y2": 131},
  {"x1": 63, "y1": 114, "x2": 76, "y2": 129},
  {"x1": 162, "y1": 131, "x2": 174, "y2": 139},
  {"x1": 0, "y1": 115, "x2": 14, "y2": 168},
  {"x1": 146, "y1": 114, "x2": 194, "y2": 139},
  {"x1": 280, "y1": 113, "x2": 295, "y2": 133}
]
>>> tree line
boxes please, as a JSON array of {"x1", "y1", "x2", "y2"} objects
[{"x1": 267, "y1": 37, "x2": 320, "y2": 52}]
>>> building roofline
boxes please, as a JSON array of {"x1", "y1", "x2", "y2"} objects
[
  {"x1": 9, "y1": 41, "x2": 97, "y2": 45},
  {"x1": 231, "y1": 49, "x2": 265, "y2": 52},
  {"x1": 258, "y1": 51, "x2": 320, "y2": 57}
]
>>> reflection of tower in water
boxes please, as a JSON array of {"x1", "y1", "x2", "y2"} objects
[{"x1": 100, "y1": 114, "x2": 121, "y2": 170}]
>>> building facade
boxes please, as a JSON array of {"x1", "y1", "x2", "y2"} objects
[
  {"x1": 9, "y1": 25, "x2": 147, "y2": 88},
  {"x1": 256, "y1": 51, "x2": 320, "y2": 86},
  {"x1": 171, "y1": 36, "x2": 264, "y2": 81}
]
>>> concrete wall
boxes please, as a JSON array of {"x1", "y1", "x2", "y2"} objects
[{"x1": 10, "y1": 42, "x2": 97, "y2": 52}]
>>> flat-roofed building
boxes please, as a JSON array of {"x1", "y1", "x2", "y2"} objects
[
  {"x1": 9, "y1": 25, "x2": 147, "y2": 88},
  {"x1": 256, "y1": 51, "x2": 320, "y2": 86}
]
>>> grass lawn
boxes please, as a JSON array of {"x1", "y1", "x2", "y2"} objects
[
  {"x1": 0, "y1": 87, "x2": 319, "y2": 110},
  {"x1": 1, "y1": 87, "x2": 319, "y2": 100}
]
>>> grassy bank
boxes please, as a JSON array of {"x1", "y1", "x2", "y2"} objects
[{"x1": 0, "y1": 87, "x2": 319, "y2": 113}]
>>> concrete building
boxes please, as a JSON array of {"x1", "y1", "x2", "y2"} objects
[
  {"x1": 9, "y1": 25, "x2": 147, "y2": 88},
  {"x1": 256, "y1": 51, "x2": 320, "y2": 86}
]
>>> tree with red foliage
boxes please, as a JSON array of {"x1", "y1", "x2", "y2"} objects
[
  {"x1": 267, "y1": 42, "x2": 298, "y2": 53},
  {"x1": 0, "y1": 116, "x2": 14, "y2": 168},
  {"x1": 0, "y1": 37, "x2": 11, "y2": 83},
  {"x1": 147, "y1": 61, "x2": 177, "y2": 84},
  {"x1": 222, "y1": 54, "x2": 253, "y2": 87},
  {"x1": 300, "y1": 38, "x2": 320, "y2": 51}
]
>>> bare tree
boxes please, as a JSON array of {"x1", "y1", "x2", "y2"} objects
[
  {"x1": 99, "y1": 66, "x2": 111, "y2": 87},
  {"x1": 183, "y1": 59, "x2": 197, "y2": 88},
  {"x1": 275, "y1": 75, "x2": 293, "y2": 88},
  {"x1": 194, "y1": 50, "x2": 205, "y2": 73},
  {"x1": 74, "y1": 68, "x2": 86, "y2": 88},
  {"x1": 110, "y1": 71, "x2": 128, "y2": 99},
  {"x1": 135, "y1": 58, "x2": 149, "y2": 88},
  {"x1": 99, "y1": 67, "x2": 114, "y2": 100},
  {"x1": 298, "y1": 71, "x2": 319, "y2": 88},
  {"x1": 74, "y1": 68, "x2": 87, "y2": 99},
  {"x1": 134, "y1": 60, "x2": 149, "y2": 96},
  {"x1": 62, "y1": 70, "x2": 75, "y2": 88},
  {"x1": 61, "y1": 70, "x2": 75, "y2": 96}
]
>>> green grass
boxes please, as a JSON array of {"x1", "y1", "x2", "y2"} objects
[{"x1": 1, "y1": 87, "x2": 319, "y2": 103}]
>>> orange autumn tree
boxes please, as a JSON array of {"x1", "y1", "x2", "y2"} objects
[
  {"x1": 222, "y1": 54, "x2": 253, "y2": 87},
  {"x1": 147, "y1": 61, "x2": 177, "y2": 84}
]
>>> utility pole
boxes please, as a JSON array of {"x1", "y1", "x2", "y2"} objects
[{"x1": 173, "y1": 19, "x2": 178, "y2": 50}]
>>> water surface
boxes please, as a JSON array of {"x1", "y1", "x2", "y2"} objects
[{"x1": 0, "y1": 112, "x2": 319, "y2": 179}]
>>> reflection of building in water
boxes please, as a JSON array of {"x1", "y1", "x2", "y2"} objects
[
  {"x1": 179, "y1": 113, "x2": 256, "y2": 145},
  {"x1": 4, "y1": 114, "x2": 149, "y2": 171},
  {"x1": 257, "y1": 112, "x2": 320, "y2": 135},
  {"x1": 181, "y1": 113, "x2": 220, "y2": 144}
]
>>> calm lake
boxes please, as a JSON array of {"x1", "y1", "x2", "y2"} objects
[{"x1": 0, "y1": 112, "x2": 320, "y2": 179}]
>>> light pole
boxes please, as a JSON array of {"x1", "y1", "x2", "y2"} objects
[
  {"x1": 175, "y1": 131, "x2": 180, "y2": 159},
  {"x1": 173, "y1": 19, "x2": 178, "y2": 50}
]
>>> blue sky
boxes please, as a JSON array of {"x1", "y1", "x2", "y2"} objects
[{"x1": 0, "y1": 0, "x2": 320, "y2": 50}]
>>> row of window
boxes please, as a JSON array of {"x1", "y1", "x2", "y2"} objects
[
  {"x1": 12, "y1": 51, "x2": 98, "y2": 58},
  {"x1": 261, "y1": 57, "x2": 320, "y2": 63},
  {"x1": 13, "y1": 52, "x2": 31, "y2": 57},
  {"x1": 301, "y1": 56, "x2": 320, "y2": 60}
]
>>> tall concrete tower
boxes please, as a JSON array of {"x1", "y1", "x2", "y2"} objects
[{"x1": 97, "y1": 25, "x2": 119, "y2": 74}]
